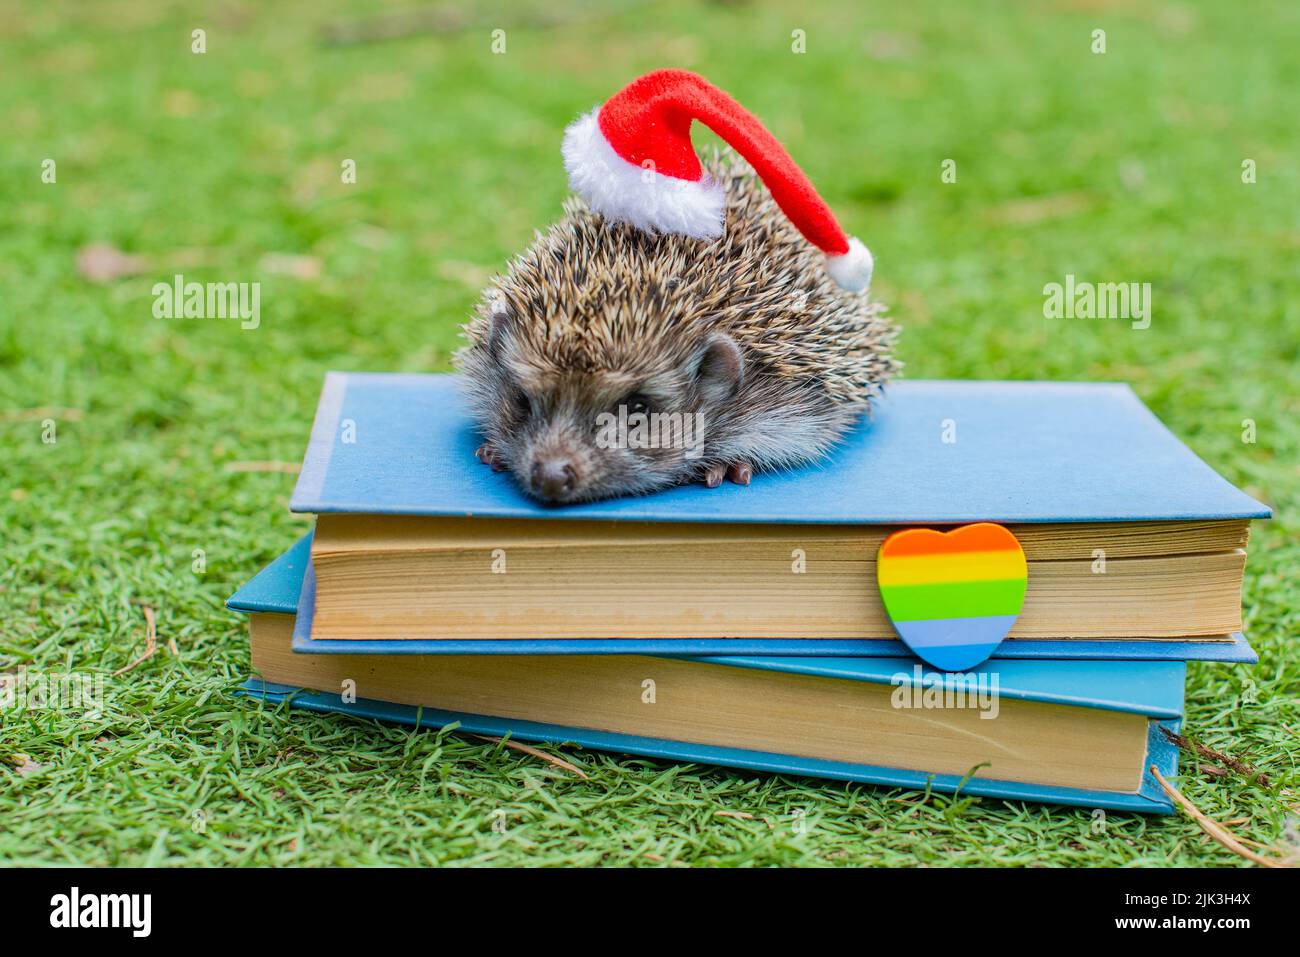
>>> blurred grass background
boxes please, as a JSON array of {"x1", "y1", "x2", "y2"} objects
[{"x1": 1, "y1": 0, "x2": 1296, "y2": 865}]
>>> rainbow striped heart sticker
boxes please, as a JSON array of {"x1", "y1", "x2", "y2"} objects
[{"x1": 877, "y1": 523, "x2": 1028, "y2": 671}]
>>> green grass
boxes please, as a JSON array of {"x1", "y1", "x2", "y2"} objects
[{"x1": 2, "y1": 0, "x2": 1297, "y2": 866}]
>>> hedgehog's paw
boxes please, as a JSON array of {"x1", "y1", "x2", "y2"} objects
[
  {"x1": 700, "y1": 464, "x2": 726, "y2": 488},
  {"x1": 475, "y1": 442, "x2": 507, "y2": 472},
  {"x1": 726, "y1": 462, "x2": 753, "y2": 486},
  {"x1": 699, "y1": 461, "x2": 752, "y2": 489}
]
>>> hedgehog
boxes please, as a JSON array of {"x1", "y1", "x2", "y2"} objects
[
  {"x1": 456, "y1": 69, "x2": 898, "y2": 503},
  {"x1": 457, "y1": 151, "x2": 897, "y2": 504}
]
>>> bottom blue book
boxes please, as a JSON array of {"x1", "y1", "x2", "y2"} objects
[{"x1": 232, "y1": 548, "x2": 1184, "y2": 814}]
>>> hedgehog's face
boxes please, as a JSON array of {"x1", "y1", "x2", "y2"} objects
[{"x1": 468, "y1": 313, "x2": 745, "y2": 503}]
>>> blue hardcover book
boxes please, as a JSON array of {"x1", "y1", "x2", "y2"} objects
[
  {"x1": 291, "y1": 373, "x2": 1267, "y2": 524},
  {"x1": 239, "y1": 681, "x2": 1181, "y2": 814},
  {"x1": 233, "y1": 555, "x2": 1185, "y2": 813},
  {"x1": 227, "y1": 535, "x2": 1258, "y2": 662},
  {"x1": 277, "y1": 373, "x2": 1265, "y2": 654}
]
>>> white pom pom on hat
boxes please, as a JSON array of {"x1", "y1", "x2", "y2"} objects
[
  {"x1": 825, "y1": 237, "x2": 874, "y2": 293},
  {"x1": 562, "y1": 69, "x2": 874, "y2": 293}
]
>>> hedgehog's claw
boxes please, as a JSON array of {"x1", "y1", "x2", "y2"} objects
[
  {"x1": 475, "y1": 442, "x2": 506, "y2": 472},
  {"x1": 726, "y1": 462, "x2": 753, "y2": 486},
  {"x1": 700, "y1": 461, "x2": 752, "y2": 489}
]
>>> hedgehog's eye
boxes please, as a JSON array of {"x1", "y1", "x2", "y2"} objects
[
  {"x1": 619, "y1": 393, "x2": 652, "y2": 417},
  {"x1": 512, "y1": 389, "x2": 531, "y2": 418}
]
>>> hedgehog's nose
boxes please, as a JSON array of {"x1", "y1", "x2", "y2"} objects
[{"x1": 531, "y1": 458, "x2": 577, "y2": 499}]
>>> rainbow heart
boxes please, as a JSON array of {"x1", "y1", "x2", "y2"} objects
[{"x1": 877, "y1": 523, "x2": 1027, "y2": 671}]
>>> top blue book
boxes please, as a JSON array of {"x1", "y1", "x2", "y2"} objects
[{"x1": 290, "y1": 373, "x2": 1269, "y2": 525}]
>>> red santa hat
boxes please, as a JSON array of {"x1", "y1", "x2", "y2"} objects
[{"x1": 562, "y1": 69, "x2": 873, "y2": 293}]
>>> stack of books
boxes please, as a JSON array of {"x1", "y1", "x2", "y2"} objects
[{"x1": 230, "y1": 373, "x2": 1269, "y2": 813}]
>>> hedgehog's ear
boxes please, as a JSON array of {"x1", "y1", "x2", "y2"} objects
[{"x1": 693, "y1": 334, "x2": 744, "y2": 404}]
